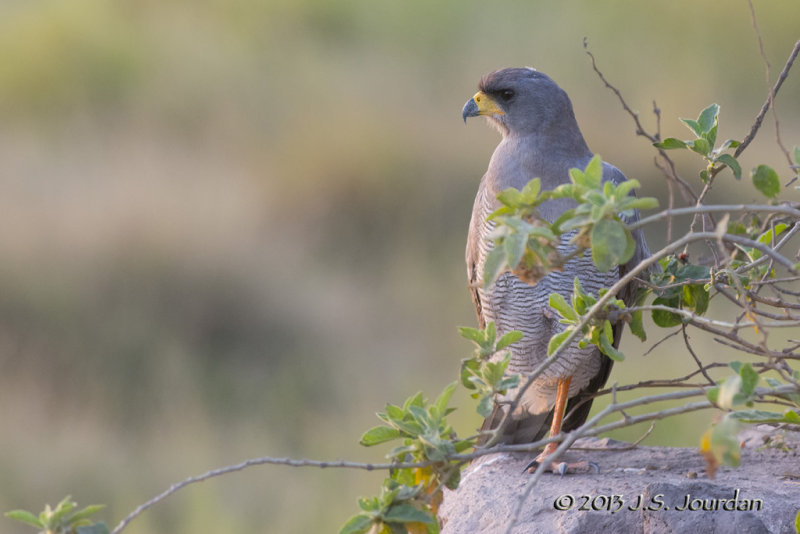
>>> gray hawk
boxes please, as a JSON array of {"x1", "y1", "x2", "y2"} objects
[{"x1": 461, "y1": 67, "x2": 651, "y2": 472}]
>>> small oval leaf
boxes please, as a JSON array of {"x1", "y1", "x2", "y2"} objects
[
  {"x1": 751, "y1": 164, "x2": 780, "y2": 198},
  {"x1": 590, "y1": 218, "x2": 627, "y2": 272}
]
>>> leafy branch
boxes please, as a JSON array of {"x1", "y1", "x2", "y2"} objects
[{"x1": 5, "y1": 496, "x2": 107, "y2": 534}]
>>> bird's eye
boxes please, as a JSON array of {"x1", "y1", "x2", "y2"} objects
[{"x1": 499, "y1": 89, "x2": 515, "y2": 102}]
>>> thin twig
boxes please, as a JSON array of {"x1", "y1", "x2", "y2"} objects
[
  {"x1": 583, "y1": 38, "x2": 697, "y2": 203},
  {"x1": 628, "y1": 203, "x2": 800, "y2": 232},
  {"x1": 682, "y1": 324, "x2": 715, "y2": 385},
  {"x1": 746, "y1": 1, "x2": 795, "y2": 169},
  {"x1": 733, "y1": 38, "x2": 800, "y2": 159}
]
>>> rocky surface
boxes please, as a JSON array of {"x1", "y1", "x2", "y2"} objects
[{"x1": 439, "y1": 426, "x2": 800, "y2": 533}]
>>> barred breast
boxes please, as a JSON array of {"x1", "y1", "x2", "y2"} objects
[{"x1": 467, "y1": 176, "x2": 618, "y2": 417}]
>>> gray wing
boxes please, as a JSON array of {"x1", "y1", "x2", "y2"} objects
[
  {"x1": 465, "y1": 173, "x2": 493, "y2": 329},
  {"x1": 602, "y1": 162, "x2": 653, "y2": 307},
  {"x1": 561, "y1": 163, "x2": 653, "y2": 430}
]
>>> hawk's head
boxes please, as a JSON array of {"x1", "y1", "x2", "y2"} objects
[{"x1": 462, "y1": 67, "x2": 576, "y2": 138}]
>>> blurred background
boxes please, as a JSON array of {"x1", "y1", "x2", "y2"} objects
[{"x1": 0, "y1": 1, "x2": 798, "y2": 532}]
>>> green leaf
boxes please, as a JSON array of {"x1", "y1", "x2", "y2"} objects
[
  {"x1": 496, "y1": 330, "x2": 523, "y2": 351},
  {"x1": 676, "y1": 263, "x2": 711, "y2": 281},
  {"x1": 496, "y1": 187, "x2": 523, "y2": 208},
  {"x1": 752, "y1": 164, "x2": 780, "y2": 198},
  {"x1": 476, "y1": 394, "x2": 493, "y2": 418},
  {"x1": 716, "y1": 154, "x2": 741, "y2": 180},
  {"x1": 613, "y1": 178, "x2": 640, "y2": 198},
  {"x1": 690, "y1": 138, "x2": 711, "y2": 156},
  {"x1": 653, "y1": 137, "x2": 687, "y2": 150},
  {"x1": 358, "y1": 496, "x2": 380, "y2": 512},
  {"x1": 583, "y1": 154, "x2": 604, "y2": 188},
  {"x1": 707, "y1": 414, "x2": 741, "y2": 468},
  {"x1": 384, "y1": 404, "x2": 405, "y2": 422},
  {"x1": 486, "y1": 321, "x2": 496, "y2": 344},
  {"x1": 433, "y1": 382, "x2": 457, "y2": 416},
  {"x1": 718, "y1": 374, "x2": 743, "y2": 410},
  {"x1": 458, "y1": 326, "x2": 485, "y2": 344},
  {"x1": 791, "y1": 411, "x2": 800, "y2": 424},
  {"x1": 622, "y1": 197, "x2": 660, "y2": 211},
  {"x1": 404, "y1": 392, "x2": 424, "y2": 411},
  {"x1": 360, "y1": 426, "x2": 402, "y2": 446},
  {"x1": 603, "y1": 319, "x2": 614, "y2": 344},
  {"x1": 730, "y1": 409, "x2": 800, "y2": 423},
  {"x1": 49, "y1": 497, "x2": 76, "y2": 526},
  {"x1": 547, "y1": 330, "x2": 571, "y2": 356},
  {"x1": 483, "y1": 247, "x2": 506, "y2": 288},
  {"x1": 682, "y1": 284, "x2": 709, "y2": 315},
  {"x1": 629, "y1": 309, "x2": 646, "y2": 341},
  {"x1": 339, "y1": 513, "x2": 375, "y2": 534},
  {"x1": 383, "y1": 504, "x2": 434, "y2": 524},
  {"x1": 738, "y1": 363, "x2": 759, "y2": 396},
  {"x1": 651, "y1": 297, "x2": 682, "y2": 327},
  {"x1": 696, "y1": 103, "x2": 719, "y2": 135},
  {"x1": 720, "y1": 139, "x2": 741, "y2": 150},
  {"x1": 794, "y1": 508, "x2": 799, "y2": 534},
  {"x1": 590, "y1": 218, "x2": 628, "y2": 272},
  {"x1": 482, "y1": 360, "x2": 505, "y2": 386},
  {"x1": 460, "y1": 359, "x2": 479, "y2": 389},
  {"x1": 528, "y1": 225, "x2": 557, "y2": 242},
  {"x1": 599, "y1": 334, "x2": 625, "y2": 361},
  {"x1": 520, "y1": 178, "x2": 541, "y2": 201},
  {"x1": 621, "y1": 231, "x2": 636, "y2": 265},
  {"x1": 569, "y1": 167, "x2": 586, "y2": 187},
  {"x1": 757, "y1": 223, "x2": 788, "y2": 246},
  {"x1": 628, "y1": 288, "x2": 648, "y2": 342},
  {"x1": 706, "y1": 123, "x2": 718, "y2": 148},
  {"x1": 681, "y1": 118, "x2": 703, "y2": 138},
  {"x1": 549, "y1": 293, "x2": 577, "y2": 322},
  {"x1": 504, "y1": 232, "x2": 527, "y2": 271},
  {"x1": 69, "y1": 505, "x2": 106, "y2": 525},
  {"x1": 5, "y1": 510, "x2": 44, "y2": 528},
  {"x1": 445, "y1": 466, "x2": 462, "y2": 490},
  {"x1": 497, "y1": 375, "x2": 519, "y2": 391},
  {"x1": 407, "y1": 405, "x2": 431, "y2": 427}
]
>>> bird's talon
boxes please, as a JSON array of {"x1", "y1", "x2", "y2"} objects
[
  {"x1": 523, "y1": 459, "x2": 540, "y2": 474},
  {"x1": 556, "y1": 462, "x2": 568, "y2": 477}
]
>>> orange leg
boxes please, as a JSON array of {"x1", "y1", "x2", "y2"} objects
[
  {"x1": 526, "y1": 375, "x2": 598, "y2": 475},
  {"x1": 541, "y1": 376, "x2": 572, "y2": 457}
]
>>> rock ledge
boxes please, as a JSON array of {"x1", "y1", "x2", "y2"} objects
[{"x1": 439, "y1": 426, "x2": 799, "y2": 533}]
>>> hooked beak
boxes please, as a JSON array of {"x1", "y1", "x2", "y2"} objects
[{"x1": 462, "y1": 91, "x2": 505, "y2": 123}]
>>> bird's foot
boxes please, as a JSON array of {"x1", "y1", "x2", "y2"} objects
[{"x1": 523, "y1": 454, "x2": 599, "y2": 476}]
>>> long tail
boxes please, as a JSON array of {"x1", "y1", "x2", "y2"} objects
[{"x1": 479, "y1": 355, "x2": 613, "y2": 445}]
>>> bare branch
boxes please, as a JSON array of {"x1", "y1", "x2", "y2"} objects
[
  {"x1": 734, "y1": 38, "x2": 800, "y2": 159},
  {"x1": 583, "y1": 39, "x2": 697, "y2": 203},
  {"x1": 628, "y1": 203, "x2": 800, "y2": 232},
  {"x1": 682, "y1": 324, "x2": 716, "y2": 385},
  {"x1": 110, "y1": 456, "x2": 432, "y2": 534},
  {"x1": 746, "y1": 1, "x2": 796, "y2": 169}
]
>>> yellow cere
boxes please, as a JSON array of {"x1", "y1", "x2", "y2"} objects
[{"x1": 472, "y1": 91, "x2": 505, "y2": 116}]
